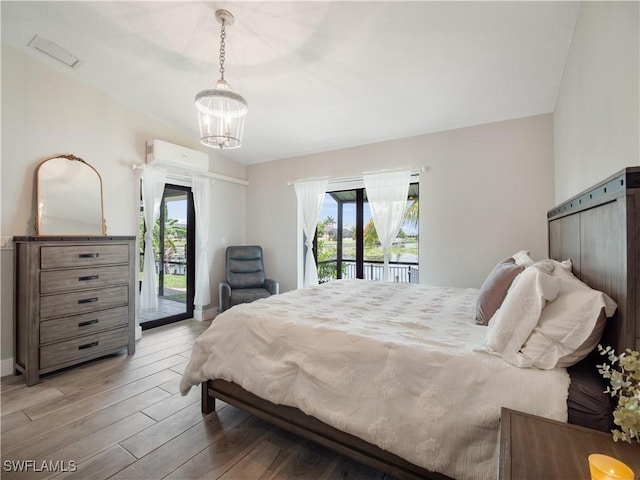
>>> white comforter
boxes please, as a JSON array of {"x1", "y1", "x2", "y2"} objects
[{"x1": 180, "y1": 280, "x2": 570, "y2": 480}]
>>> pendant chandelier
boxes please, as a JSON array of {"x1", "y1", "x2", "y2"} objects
[{"x1": 195, "y1": 9, "x2": 247, "y2": 149}]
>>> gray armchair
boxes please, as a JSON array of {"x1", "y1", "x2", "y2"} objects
[{"x1": 218, "y1": 245, "x2": 279, "y2": 313}]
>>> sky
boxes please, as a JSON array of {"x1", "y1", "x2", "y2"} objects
[
  {"x1": 319, "y1": 194, "x2": 417, "y2": 235},
  {"x1": 166, "y1": 199, "x2": 187, "y2": 225},
  {"x1": 319, "y1": 195, "x2": 370, "y2": 227}
]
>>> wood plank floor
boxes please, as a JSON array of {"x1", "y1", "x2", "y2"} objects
[{"x1": 1, "y1": 320, "x2": 395, "y2": 480}]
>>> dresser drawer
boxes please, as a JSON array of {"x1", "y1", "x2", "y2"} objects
[
  {"x1": 40, "y1": 306, "x2": 129, "y2": 344},
  {"x1": 41, "y1": 244, "x2": 130, "y2": 269},
  {"x1": 40, "y1": 327, "x2": 129, "y2": 371},
  {"x1": 40, "y1": 285, "x2": 128, "y2": 320},
  {"x1": 41, "y1": 265, "x2": 129, "y2": 294}
]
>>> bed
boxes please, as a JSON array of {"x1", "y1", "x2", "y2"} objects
[{"x1": 180, "y1": 167, "x2": 640, "y2": 480}]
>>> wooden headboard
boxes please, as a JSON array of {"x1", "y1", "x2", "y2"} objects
[{"x1": 548, "y1": 167, "x2": 640, "y2": 355}]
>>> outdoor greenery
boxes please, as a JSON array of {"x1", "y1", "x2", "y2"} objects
[
  {"x1": 163, "y1": 273, "x2": 187, "y2": 289},
  {"x1": 139, "y1": 207, "x2": 188, "y2": 295},
  {"x1": 316, "y1": 198, "x2": 419, "y2": 282},
  {"x1": 316, "y1": 221, "x2": 346, "y2": 281},
  {"x1": 139, "y1": 208, "x2": 187, "y2": 259},
  {"x1": 341, "y1": 240, "x2": 417, "y2": 260}
]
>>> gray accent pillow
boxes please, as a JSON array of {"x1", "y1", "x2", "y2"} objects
[{"x1": 475, "y1": 258, "x2": 525, "y2": 326}]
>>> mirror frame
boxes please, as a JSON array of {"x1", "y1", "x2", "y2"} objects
[{"x1": 35, "y1": 154, "x2": 107, "y2": 236}]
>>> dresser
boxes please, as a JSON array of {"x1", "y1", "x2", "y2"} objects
[{"x1": 14, "y1": 236, "x2": 136, "y2": 386}]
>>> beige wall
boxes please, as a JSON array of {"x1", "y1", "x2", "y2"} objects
[
  {"x1": 554, "y1": 1, "x2": 640, "y2": 202},
  {"x1": 0, "y1": 45, "x2": 247, "y2": 374},
  {"x1": 246, "y1": 114, "x2": 555, "y2": 293}
]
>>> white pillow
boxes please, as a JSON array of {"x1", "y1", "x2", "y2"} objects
[
  {"x1": 480, "y1": 263, "x2": 560, "y2": 363},
  {"x1": 511, "y1": 250, "x2": 535, "y2": 268},
  {"x1": 555, "y1": 308, "x2": 607, "y2": 367},
  {"x1": 515, "y1": 271, "x2": 617, "y2": 369},
  {"x1": 535, "y1": 258, "x2": 573, "y2": 274}
]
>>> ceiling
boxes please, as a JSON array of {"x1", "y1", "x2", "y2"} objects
[{"x1": 1, "y1": 1, "x2": 581, "y2": 165}]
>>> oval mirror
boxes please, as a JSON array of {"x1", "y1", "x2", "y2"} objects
[{"x1": 36, "y1": 155, "x2": 106, "y2": 235}]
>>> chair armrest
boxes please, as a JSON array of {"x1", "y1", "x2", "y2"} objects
[
  {"x1": 265, "y1": 279, "x2": 279, "y2": 295},
  {"x1": 219, "y1": 281, "x2": 231, "y2": 313}
]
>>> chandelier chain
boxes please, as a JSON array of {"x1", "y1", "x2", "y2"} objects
[
  {"x1": 196, "y1": 9, "x2": 246, "y2": 149},
  {"x1": 219, "y1": 19, "x2": 226, "y2": 81}
]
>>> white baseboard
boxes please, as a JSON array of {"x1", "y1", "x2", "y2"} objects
[
  {"x1": 194, "y1": 306, "x2": 217, "y2": 322},
  {"x1": 1, "y1": 358, "x2": 15, "y2": 377}
]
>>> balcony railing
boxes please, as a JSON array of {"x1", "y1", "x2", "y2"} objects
[{"x1": 317, "y1": 258, "x2": 418, "y2": 283}]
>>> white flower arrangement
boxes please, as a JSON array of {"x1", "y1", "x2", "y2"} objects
[{"x1": 597, "y1": 345, "x2": 640, "y2": 443}]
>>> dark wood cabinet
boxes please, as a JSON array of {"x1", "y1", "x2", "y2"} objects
[
  {"x1": 13, "y1": 236, "x2": 136, "y2": 386},
  {"x1": 499, "y1": 408, "x2": 640, "y2": 480}
]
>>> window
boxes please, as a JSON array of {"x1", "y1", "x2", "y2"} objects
[{"x1": 315, "y1": 183, "x2": 419, "y2": 283}]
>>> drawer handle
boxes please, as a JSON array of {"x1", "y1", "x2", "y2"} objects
[
  {"x1": 78, "y1": 341, "x2": 99, "y2": 350},
  {"x1": 78, "y1": 275, "x2": 99, "y2": 282},
  {"x1": 78, "y1": 297, "x2": 98, "y2": 304},
  {"x1": 78, "y1": 319, "x2": 99, "y2": 327},
  {"x1": 79, "y1": 253, "x2": 99, "y2": 258}
]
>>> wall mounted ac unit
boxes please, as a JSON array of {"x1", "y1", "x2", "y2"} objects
[{"x1": 146, "y1": 139, "x2": 209, "y2": 172}]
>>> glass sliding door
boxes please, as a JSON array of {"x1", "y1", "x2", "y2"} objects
[{"x1": 140, "y1": 184, "x2": 195, "y2": 329}]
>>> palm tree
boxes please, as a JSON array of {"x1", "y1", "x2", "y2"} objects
[
  {"x1": 364, "y1": 198, "x2": 418, "y2": 246},
  {"x1": 139, "y1": 207, "x2": 187, "y2": 258},
  {"x1": 403, "y1": 198, "x2": 419, "y2": 228},
  {"x1": 363, "y1": 218, "x2": 378, "y2": 247}
]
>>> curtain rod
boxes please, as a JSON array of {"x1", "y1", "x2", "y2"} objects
[
  {"x1": 132, "y1": 163, "x2": 248, "y2": 186},
  {"x1": 287, "y1": 166, "x2": 427, "y2": 186}
]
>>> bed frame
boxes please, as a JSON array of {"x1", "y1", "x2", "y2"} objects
[
  {"x1": 202, "y1": 167, "x2": 640, "y2": 480},
  {"x1": 548, "y1": 166, "x2": 640, "y2": 355}
]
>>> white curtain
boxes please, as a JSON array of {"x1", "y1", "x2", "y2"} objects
[
  {"x1": 363, "y1": 169, "x2": 411, "y2": 282},
  {"x1": 294, "y1": 178, "x2": 328, "y2": 287},
  {"x1": 192, "y1": 175, "x2": 212, "y2": 308},
  {"x1": 140, "y1": 166, "x2": 167, "y2": 311}
]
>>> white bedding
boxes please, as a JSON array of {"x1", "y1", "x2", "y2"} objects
[{"x1": 180, "y1": 279, "x2": 570, "y2": 480}]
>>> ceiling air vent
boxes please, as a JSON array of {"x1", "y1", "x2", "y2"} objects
[{"x1": 28, "y1": 34, "x2": 83, "y2": 70}]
